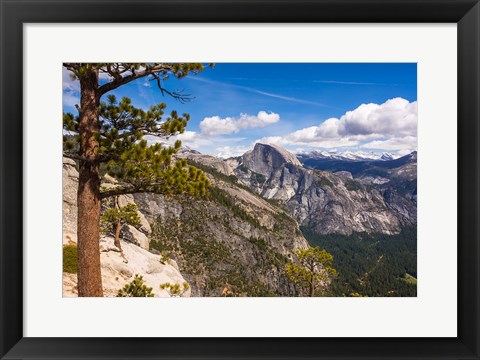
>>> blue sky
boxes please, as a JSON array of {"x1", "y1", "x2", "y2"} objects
[{"x1": 63, "y1": 63, "x2": 417, "y2": 158}]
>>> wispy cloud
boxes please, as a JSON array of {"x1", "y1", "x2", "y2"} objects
[
  {"x1": 252, "y1": 90, "x2": 325, "y2": 106},
  {"x1": 189, "y1": 76, "x2": 326, "y2": 107},
  {"x1": 313, "y1": 80, "x2": 378, "y2": 85},
  {"x1": 224, "y1": 77, "x2": 252, "y2": 81}
]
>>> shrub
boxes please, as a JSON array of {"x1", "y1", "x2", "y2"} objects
[
  {"x1": 344, "y1": 179, "x2": 363, "y2": 192},
  {"x1": 248, "y1": 237, "x2": 269, "y2": 251},
  {"x1": 160, "y1": 282, "x2": 190, "y2": 297},
  {"x1": 117, "y1": 274, "x2": 154, "y2": 297},
  {"x1": 318, "y1": 176, "x2": 334, "y2": 188},
  {"x1": 63, "y1": 245, "x2": 78, "y2": 274},
  {"x1": 208, "y1": 187, "x2": 262, "y2": 228},
  {"x1": 160, "y1": 253, "x2": 170, "y2": 263},
  {"x1": 250, "y1": 172, "x2": 266, "y2": 184}
]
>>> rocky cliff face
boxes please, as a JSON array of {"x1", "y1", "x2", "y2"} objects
[
  {"x1": 63, "y1": 158, "x2": 79, "y2": 245},
  {"x1": 178, "y1": 152, "x2": 235, "y2": 176},
  {"x1": 223, "y1": 143, "x2": 416, "y2": 235},
  {"x1": 242, "y1": 143, "x2": 302, "y2": 176},
  {"x1": 298, "y1": 150, "x2": 418, "y2": 205},
  {"x1": 62, "y1": 158, "x2": 190, "y2": 297},
  {"x1": 63, "y1": 141, "x2": 417, "y2": 297},
  {"x1": 132, "y1": 173, "x2": 309, "y2": 296},
  {"x1": 63, "y1": 156, "x2": 309, "y2": 297}
]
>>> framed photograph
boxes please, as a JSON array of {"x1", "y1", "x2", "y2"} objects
[{"x1": 1, "y1": 0, "x2": 479, "y2": 359}]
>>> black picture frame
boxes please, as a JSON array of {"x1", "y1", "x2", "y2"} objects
[{"x1": 1, "y1": 1, "x2": 479, "y2": 359}]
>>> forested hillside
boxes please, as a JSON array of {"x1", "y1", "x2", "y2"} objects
[{"x1": 302, "y1": 226, "x2": 417, "y2": 297}]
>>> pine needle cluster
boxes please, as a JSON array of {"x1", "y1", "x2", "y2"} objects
[
  {"x1": 285, "y1": 247, "x2": 337, "y2": 296},
  {"x1": 101, "y1": 203, "x2": 141, "y2": 232},
  {"x1": 160, "y1": 282, "x2": 190, "y2": 297},
  {"x1": 116, "y1": 274, "x2": 154, "y2": 297},
  {"x1": 63, "y1": 94, "x2": 209, "y2": 199}
]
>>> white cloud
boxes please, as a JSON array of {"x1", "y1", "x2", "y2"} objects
[
  {"x1": 396, "y1": 148, "x2": 416, "y2": 156},
  {"x1": 98, "y1": 72, "x2": 113, "y2": 81},
  {"x1": 362, "y1": 136, "x2": 417, "y2": 152},
  {"x1": 256, "y1": 97, "x2": 417, "y2": 152},
  {"x1": 63, "y1": 68, "x2": 80, "y2": 109},
  {"x1": 63, "y1": 92, "x2": 80, "y2": 108},
  {"x1": 215, "y1": 145, "x2": 251, "y2": 158},
  {"x1": 63, "y1": 68, "x2": 79, "y2": 92},
  {"x1": 174, "y1": 131, "x2": 212, "y2": 148},
  {"x1": 258, "y1": 134, "x2": 360, "y2": 149},
  {"x1": 200, "y1": 111, "x2": 280, "y2": 135},
  {"x1": 339, "y1": 98, "x2": 417, "y2": 137},
  {"x1": 146, "y1": 131, "x2": 226, "y2": 151},
  {"x1": 146, "y1": 129, "x2": 253, "y2": 156},
  {"x1": 145, "y1": 131, "x2": 213, "y2": 149}
]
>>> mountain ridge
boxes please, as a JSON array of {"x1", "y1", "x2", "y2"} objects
[
  {"x1": 180, "y1": 143, "x2": 417, "y2": 236},
  {"x1": 296, "y1": 149, "x2": 403, "y2": 162},
  {"x1": 63, "y1": 142, "x2": 417, "y2": 297}
]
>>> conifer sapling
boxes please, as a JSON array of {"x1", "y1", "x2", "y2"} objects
[
  {"x1": 100, "y1": 200, "x2": 141, "y2": 250},
  {"x1": 285, "y1": 247, "x2": 337, "y2": 297}
]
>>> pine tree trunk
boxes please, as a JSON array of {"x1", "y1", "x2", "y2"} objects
[
  {"x1": 76, "y1": 68, "x2": 103, "y2": 297},
  {"x1": 114, "y1": 220, "x2": 122, "y2": 249},
  {"x1": 309, "y1": 276, "x2": 315, "y2": 297}
]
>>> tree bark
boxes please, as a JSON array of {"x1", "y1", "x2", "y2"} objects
[
  {"x1": 309, "y1": 261, "x2": 315, "y2": 297},
  {"x1": 114, "y1": 220, "x2": 122, "y2": 249},
  {"x1": 76, "y1": 68, "x2": 103, "y2": 297},
  {"x1": 309, "y1": 276, "x2": 315, "y2": 297}
]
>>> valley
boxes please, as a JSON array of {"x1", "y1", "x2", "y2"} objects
[
  {"x1": 61, "y1": 63, "x2": 417, "y2": 298},
  {"x1": 63, "y1": 142, "x2": 417, "y2": 297}
]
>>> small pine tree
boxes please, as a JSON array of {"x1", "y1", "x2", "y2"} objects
[
  {"x1": 117, "y1": 274, "x2": 154, "y2": 297},
  {"x1": 285, "y1": 247, "x2": 337, "y2": 297},
  {"x1": 160, "y1": 282, "x2": 190, "y2": 297},
  {"x1": 101, "y1": 200, "x2": 141, "y2": 249}
]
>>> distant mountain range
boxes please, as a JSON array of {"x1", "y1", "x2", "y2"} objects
[
  {"x1": 180, "y1": 143, "x2": 417, "y2": 236},
  {"x1": 64, "y1": 142, "x2": 417, "y2": 296},
  {"x1": 296, "y1": 150, "x2": 402, "y2": 162},
  {"x1": 177, "y1": 144, "x2": 417, "y2": 296},
  {"x1": 149, "y1": 143, "x2": 417, "y2": 296}
]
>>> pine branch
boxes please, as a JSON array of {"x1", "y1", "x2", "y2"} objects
[
  {"x1": 63, "y1": 152, "x2": 93, "y2": 163},
  {"x1": 149, "y1": 72, "x2": 194, "y2": 104},
  {"x1": 97, "y1": 64, "x2": 194, "y2": 103},
  {"x1": 97, "y1": 64, "x2": 173, "y2": 96},
  {"x1": 100, "y1": 185, "x2": 152, "y2": 199},
  {"x1": 63, "y1": 63, "x2": 80, "y2": 71}
]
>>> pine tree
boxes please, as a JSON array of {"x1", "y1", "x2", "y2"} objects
[
  {"x1": 100, "y1": 200, "x2": 141, "y2": 250},
  {"x1": 117, "y1": 274, "x2": 154, "y2": 297},
  {"x1": 63, "y1": 63, "x2": 211, "y2": 297},
  {"x1": 285, "y1": 247, "x2": 337, "y2": 297},
  {"x1": 160, "y1": 282, "x2": 190, "y2": 297}
]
